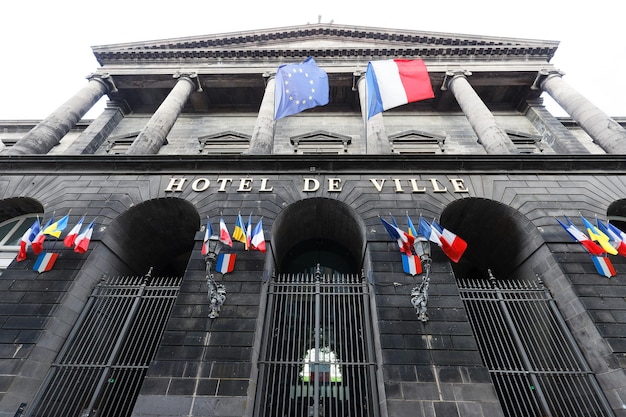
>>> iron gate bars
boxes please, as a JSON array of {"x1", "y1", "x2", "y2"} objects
[
  {"x1": 458, "y1": 273, "x2": 614, "y2": 417},
  {"x1": 255, "y1": 267, "x2": 379, "y2": 417}
]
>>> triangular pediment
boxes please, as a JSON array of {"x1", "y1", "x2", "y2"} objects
[{"x1": 92, "y1": 23, "x2": 558, "y2": 65}]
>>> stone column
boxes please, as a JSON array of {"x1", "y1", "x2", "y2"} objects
[
  {"x1": 126, "y1": 73, "x2": 199, "y2": 155},
  {"x1": 66, "y1": 100, "x2": 129, "y2": 154},
  {"x1": 7, "y1": 73, "x2": 114, "y2": 155},
  {"x1": 357, "y1": 76, "x2": 392, "y2": 154},
  {"x1": 537, "y1": 69, "x2": 626, "y2": 153},
  {"x1": 247, "y1": 75, "x2": 276, "y2": 155},
  {"x1": 444, "y1": 71, "x2": 518, "y2": 154}
]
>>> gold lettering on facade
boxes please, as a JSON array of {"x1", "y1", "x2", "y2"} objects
[
  {"x1": 303, "y1": 178, "x2": 320, "y2": 192},
  {"x1": 238, "y1": 178, "x2": 253, "y2": 192},
  {"x1": 430, "y1": 178, "x2": 447, "y2": 193},
  {"x1": 259, "y1": 178, "x2": 274, "y2": 192},
  {"x1": 191, "y1": 178, "x2": 210, "y2": 192},
  {"x1": 216, "y1": 178, "x2": 232, "y2": 192},
  {"x1": 409, "y1": 179, "x2": 426, "y2": 193},
  {"x1": 393, "y1": 179, "x2": 404, "y2": 193},
  {"x1": 328, "y1": 178, "x2": 343, "y2": 192},
  {"x1": 165, "y1": 177, "x2": 187, "y2": 192},
  {"x1": 450, "y1": 178, "x2": 469, "y2": 193},
  {"x1": 370, "y1": 179, "x2": 385, "y2": 192}
]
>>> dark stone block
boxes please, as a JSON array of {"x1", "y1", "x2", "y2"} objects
[
  {"x1": 168, "y1": 377, "x2": 196, "y2": 395},
  {"x1": 415, "y1": 366, "x2": 435, "y2": 382},
  {"x1": 146, "y1": 360, "x2": 187, "y2": 377},
  {"x1": 434, "y1": 401, "x2": 460, "y2": 417},
  {"x1": 383, "y1": 364, "x2": 417, "y2": 381},
  {"x1": 139, "y1": 377, "x2": 170, "y2": 395},
  {"x1": 195, "y1": 378, "x2": 219, "y2": 395},
  {"x1": 210, "y1": 362, "x2": 252, "y2": 378},
  {"x1": 438, "y1": 367, "x2": 462, "y2": 382},
  {"x1": 216, "y1": 378, "x2": 249, "y2": 396}
]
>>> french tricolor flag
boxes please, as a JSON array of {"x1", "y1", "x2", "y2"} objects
[
  {"x1": 591, "y1": 255, "x2": 616, "y2": 278},
  {"x1": 33, "y1": 252, "x2": 58, "y2": 273},
  {"x1": 366, "y1": 59, "x2": 434, "y2": 119},
  {"x1": 402, "y1": 254, "x2": 422, "y2": 276},
  {"x1": 216, "y1": 253, "x2": 236, "y2": 274}
]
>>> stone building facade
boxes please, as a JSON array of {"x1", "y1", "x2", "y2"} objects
[{"x1": 1, "y1": 24, "x2": 626, "y2": 417}]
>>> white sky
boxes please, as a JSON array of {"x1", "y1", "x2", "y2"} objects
[{"x1": 1, "y1": 0, "x2": 624, "y2": 120}]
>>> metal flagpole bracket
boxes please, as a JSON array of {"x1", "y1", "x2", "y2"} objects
[
  {"x1": 411, "y1": 236, "x2": 432, "y2": 322},
  {"x1": 205, "y1": 235, "x2": 226, "y2": 318}
]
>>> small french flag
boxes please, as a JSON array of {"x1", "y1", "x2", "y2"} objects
[
  {"x1": 402, "y1": 254, "x2": 422, "y2": 276},
  {"x1": 591, "y1": 255, "x2": 617, "y2": 278},
  {"x1": 215, "y1": 253, "x2": 236, "y2": 274},
  {"x1": 33, "y1": 252, "x2": 58, "y2": 273}
]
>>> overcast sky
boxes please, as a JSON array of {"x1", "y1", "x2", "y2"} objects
[{"x1": 1, "y1": 0, "x2": 624, "y2": 120}]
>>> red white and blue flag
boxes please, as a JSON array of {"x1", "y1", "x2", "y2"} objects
[
  {"x1": 32, "y1": 217, "x2": 54, "y2": 255},
  {"x1": 216, "y1": 253, "x2": 236, "y2": 274},
  {"x1": 591, "y1": 255, "x2": 617, "y2": 278},
  {"x1": 380, "y1": 217, "x2": 414, "y2": 254},
  {"x1": 402, "y1": 254, "x2": 422, "y2": 276},
  {"x1": 366, "y1": 59, "x2": 434, "y2": 119},
  {"x1": 431, "y1": 220, "x2": 467, "y2": 263},
  {"x1": 64, "y1": 216, "x2": 84, "y2": 248},
  {"x1": 33, "y1": 252, "x2": 58, "y2": 273},
  {"x1": 16, "y1": 218, "x2": 40, "y2": 262},
  {"x1": 201, "y1": 219, "x2": 215, "y2": 255},
  {"x1": 245, "y1": 214, "x2": 252, "y2": 251},
  {"x1": 251, "y1": 218, "x2": 266, "y2": 253},
  {"x1": 219, "y1": 216, "x2": 233, "y2": 247},
  {"x1": 557, "y1": 217, "x2": 605, "y2": 256},
  {"x1": 74, "y1": 220, "x2": 95, "y2": 254}
]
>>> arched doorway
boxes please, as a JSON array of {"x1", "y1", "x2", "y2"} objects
[
  {"x1": 28, "y1": 198, "x2": 200, "y2": 417},
  {"x1": 255, "y1": 198, "x2": 379, "y2": 417},
  {"x1": 440, "y1": 198, "x2": 613, "y2": 417}
]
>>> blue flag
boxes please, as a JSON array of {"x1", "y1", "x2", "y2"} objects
[{"x1": 274, "y1": 57, "x2": 329, "y2": 120}]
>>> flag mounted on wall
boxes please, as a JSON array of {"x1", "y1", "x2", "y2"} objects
[
  {"x1": 274, "y1": 57, "x2": 329, "y2": 120},
  {"x1": 33, "y1": 252, "x2": 58, "y2": 273},
  {"x1": 216, "y1": 253, "x2": 236, "y2": 274},
  {"x1": 402, "y1": 254, "x2": 422, "y2": 276},
  {"x1": 365, "y1": 59, "x2": 434, "y2": 119},
  {"x1": 591, "y1": 255, "x2": 617, "y2": 278}
]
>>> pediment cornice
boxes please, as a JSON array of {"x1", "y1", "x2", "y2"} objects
[{"x1": 92, "y1": 23, "x2": 559, "y2": 65}]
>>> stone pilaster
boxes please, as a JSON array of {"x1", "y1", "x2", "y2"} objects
[
  {"x1": 126, "y1": 73, "x2": 199, "y2": 155},
  {"x1": 444, "y1": 71, "x2": 518, "y2": 154},
  {"x1": 247, "y1": 75, "x2": 276, "y2": 155},
  {"x1": 357, "y1": 76, "x2": 392, "y2": 154},
  {"x1": 7, "y1": 73, "x2": 114, "y2": 155},
  {"x1": 536, "y1": 69, "x2": 626, "y2": 154}
]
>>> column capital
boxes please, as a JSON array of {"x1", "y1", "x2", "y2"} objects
[
  {"x1": 441, "y1": 69, "x2": 472, "y2": 91},
  {"x1": 86, "y1": 72, "x2": 117, "y2": 93},
  {"x1": 531, "y1": 68, "x2": 566, "y2": 90},
  {"x1": 173, "y1": 71, "x2": 202, "y2": 92}
]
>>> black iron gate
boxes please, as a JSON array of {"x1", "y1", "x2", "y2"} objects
[
  {"x1": 254, "y1": 268, "x2": 379, "y2": 417},
  {"x1": 458, "y1": 274, "x2": 614, "y2": 417},
  {"x1": 27, "y1": 273, "x2": 181, "y2": 417}
]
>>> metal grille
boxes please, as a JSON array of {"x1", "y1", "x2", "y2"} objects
[
  {"x1": 28, "y1": 274, "x2": 181, "y2": 417},
  {"x1": 255, "y1": 270, "x2": 379, "y2": 417},
  {"x1": 458, "y1": 276, "x2": 614, "y2": 417}
]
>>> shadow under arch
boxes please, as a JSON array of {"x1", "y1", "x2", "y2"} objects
[
  {"x1": 272, "y1": 197, "x2": 367, "y2": 274},
  {"x1": 99, "y1": 197, "x2": 200, "y2": 277},
  {"x1": 607, "y1": 199, "x2": 626, "y2": 231},
  {"x1": 440, "y1": 197, "x2": 544, "y2": 280},
  {"x1": 0, "y1": 197, "x2": 43, "y2": 222}
]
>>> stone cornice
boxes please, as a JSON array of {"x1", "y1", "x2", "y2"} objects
[
  {"x1": 1, "y1": 154, "x2": 625, "y2": 175},
  {"x1": 92, "y1": 24, "x2": 559, "y2": 66}
]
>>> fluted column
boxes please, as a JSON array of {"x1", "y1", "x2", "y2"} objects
[
  {"x1": 537, "y1": 69, "x2": 626, "y2": 153},
  {"x1": 7, "y1": 73, "x2": 114, "y2": 155},
  {"x1": 357, "y1": 76, "x2": 392, "y2": 154},
  {"x1": 444, "y1": 71, "x2": 518, "y2": 154},
  {"x1": 247, "y1": 75, "x2": 277, "y2": 155},
  {"x1": 126, "y1": 73, "x2": 199, "y2": 155}
]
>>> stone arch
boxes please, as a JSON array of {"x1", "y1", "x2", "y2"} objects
[
  {"x1": 439, "y1": 197, "x2": 544, "y2": 279},
  {"x1": 97, "y1": 197, "x2": 201, "y2": 277},
  {"x1": 0, "y1": 197, "x2": 43, "y2": 223},
  {"x1": 271, "y1": 197, "x2": 367, "y2": 274},
  {"x1": 607, "y1": 199, "x2": 626, "y2": 230}
]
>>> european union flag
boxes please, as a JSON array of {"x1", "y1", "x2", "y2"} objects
[{"x1": 274, "y1": 57, "x2": 329, "y2": 120}]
